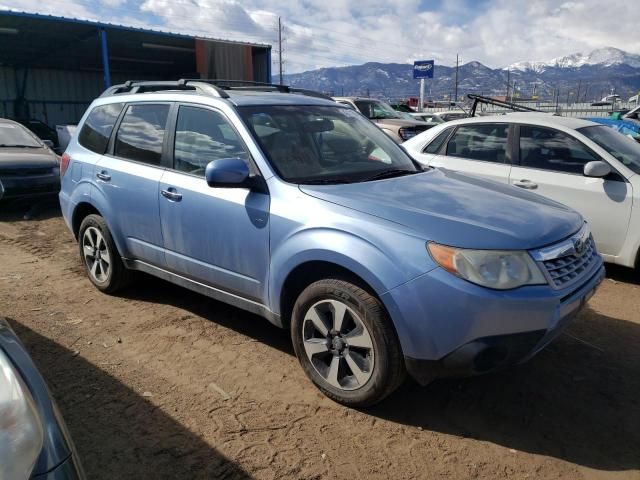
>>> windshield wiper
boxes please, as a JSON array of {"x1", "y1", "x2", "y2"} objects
[
  {"x1": 0, "y1": 144, "x2": 40, "y2": 148},
  {"x1": 362, "y1": 169, "x2": 418, "y2": 182},
  {"x1": 298, "y1": 178, "x2": 353, "y2": 185}
]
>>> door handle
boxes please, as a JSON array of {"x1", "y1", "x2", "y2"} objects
[
  {"x1": 513, "y1": 179, "x2": 538, "y2": 190},
  {"x1": 96, "y1": 171, "x2": 111, "y2": 181},
  {"x1": 161, "y1": 188, "x2": 182, "y2": 201}
]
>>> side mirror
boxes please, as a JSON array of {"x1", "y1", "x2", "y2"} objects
[
  {"x1": 583, "y1": 160, "x2": 612, "y2": 178},
  {"x1": 42, "y1": 139, "x2": 54, "y2": 149},
  {"x1": 205, "y1": 158, "x2": 250, "y2": 188}
]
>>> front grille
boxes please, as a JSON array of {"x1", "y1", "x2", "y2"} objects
[{"x1": 541, "y1": 235, "x2": 598, "y2": 289}]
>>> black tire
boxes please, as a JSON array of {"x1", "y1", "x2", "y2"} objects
[
  {"x1": 78, "y1": 214, "x2": 133, "y2": 293},
  {"x1": 291, "y1": 279, "x2": 405, "y2": 407}
]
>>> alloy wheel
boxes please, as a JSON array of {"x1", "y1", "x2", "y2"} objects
[
  {"x1": 302, "y1": 299, "x2": 375, "y2": 391},
  {"x1": 82, "y1": 226, "x2": 111, "y2": 283}
]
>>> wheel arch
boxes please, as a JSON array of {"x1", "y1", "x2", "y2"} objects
[
  {"x1": 278, "y1": 260, "x2": 381, "y2": 330},
  {"x1": 71, "y1": 202, "x2": 102, "y2": 239},
  {"x1": 71, "y1": 199, "x2": 127, "y2": 258}
]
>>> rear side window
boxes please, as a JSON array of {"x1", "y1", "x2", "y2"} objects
[
  {"x1": 114, "y1": 104, "x2": 170, "y2": 166},
  {"x1": 446, "y1": 123, "x2": 509, "y2": 163},
  {"x1": 423, "y1": 128, "x2": 452, "y2": 154},
  {"x1": 78, "y1": 103, "x2": 124, "y2": 154},
  {"x1": 520, "y1": 125, "x2": 598, "y2": 174}
]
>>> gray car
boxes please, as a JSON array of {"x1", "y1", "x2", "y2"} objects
[
  {"x1": 0, "y1": 118, "x2": 60, "y2": 202},
  {"x1": 0, "y1": 318, "x2": 85, "y2": 479},
  {"x1": 333, "y1": 97, "x2": 435, "y2": 142}
]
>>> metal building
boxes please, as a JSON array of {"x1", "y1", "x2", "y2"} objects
[{"x1": 0, "y1": 10, "x2": 272, "y2": 127}]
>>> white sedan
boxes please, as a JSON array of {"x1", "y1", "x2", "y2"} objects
[{"x1": 403, "y1": 113, "x2": 640, "y2": 268}]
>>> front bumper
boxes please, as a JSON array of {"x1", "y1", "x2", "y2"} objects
[
  {"x1": 382, "y1": 260, "x2": 605, "y2": 385},
  {"x1": 0, "y1": 173, "x2": 60, "y2": 200}
]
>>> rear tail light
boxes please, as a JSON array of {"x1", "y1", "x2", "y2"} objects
[{"x1": 60, "y1": 153, "x2": 71, "y2": 178}]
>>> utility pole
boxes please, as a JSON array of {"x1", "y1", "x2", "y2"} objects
[
  {"x1": 506, "y1": 68, "x2": 510, "y2": 100},
  {"x1": 454, "y1": 53, "x2": 459, "y2": 103},
  {"x1": 277, "y1": 16, "x2": 284, "y2": 85},
  {"x1": 575, "y1": 80, "x2": 582, "y2": 105}
]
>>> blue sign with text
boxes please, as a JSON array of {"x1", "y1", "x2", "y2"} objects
[{"x1": 413, "y1": 60, "x2": 434, "y2": 79}]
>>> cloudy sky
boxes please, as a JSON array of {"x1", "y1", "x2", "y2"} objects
[{"x1": 1, "y1": 0, "x2": 639, "y2": 73}]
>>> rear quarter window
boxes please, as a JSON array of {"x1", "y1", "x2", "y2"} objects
[{"x1": 78, "y1": 103, "x2": 124, "y2": 154}]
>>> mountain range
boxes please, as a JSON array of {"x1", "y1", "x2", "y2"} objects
[{"x1": 282, "y1": 47, "x2": 640, "y2": 102}]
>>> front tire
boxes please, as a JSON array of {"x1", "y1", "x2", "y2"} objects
[
  {"x1": 291, "y1": 279, "x2": 405, "y2": 407},
  {"x1": 78, "y1": 214, "x2": 132, "y2": 293}
]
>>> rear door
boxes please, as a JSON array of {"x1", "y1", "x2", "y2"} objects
[
  {"x1": 95, "y1": 102, "x2": 171, "y2": 266},
  {"x1": 428, "y1": 123, "x2": 512, "y2": 183},
  {"x1": 509, "y1": 124, "x2": 632, "y2": 258}
]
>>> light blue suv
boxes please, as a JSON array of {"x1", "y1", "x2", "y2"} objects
[{"x1": 59, "y1": 80, "x2": 605, "y2": 406}]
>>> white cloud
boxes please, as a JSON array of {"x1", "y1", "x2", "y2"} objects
[{"x1": 1, "y1": 0, "x2": 639, "y2": 73}]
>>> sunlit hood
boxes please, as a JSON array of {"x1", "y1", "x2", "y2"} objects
[{"x1": 300, "y1": 169, "x2": 584, "y2": 250}]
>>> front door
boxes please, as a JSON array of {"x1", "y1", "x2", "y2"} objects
[
  {"x1": 159, "y1": 104, "x2": 270, "y2": 301},
  {"x1": 510, "y1": 124, "x2": 632, "y2": 259}
]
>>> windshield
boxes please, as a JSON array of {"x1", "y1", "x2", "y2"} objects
[
  {"x1": 578, "y1": 125, "x2": 640, "y2": 174},
  {"x1": 0, "y1": 123, "x2": 42, "y2": 147},
  {"x1": 239, "y1": 105, "x2": 419, "y2": 184},
  {"x1": 353, "y1": 100, "x2": 402, "y2": 120}
]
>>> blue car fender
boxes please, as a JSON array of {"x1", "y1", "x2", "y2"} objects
[{"x1": 268, "y1": 227, "x2": 415, "y2": 316}]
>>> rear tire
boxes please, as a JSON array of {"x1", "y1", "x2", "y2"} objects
[
  {"x1": 291, "y1": 279, "x2": 405, "y2": 407},
  {"x1": 78, "y1": 214, "x2": 132, "y2": 293}
]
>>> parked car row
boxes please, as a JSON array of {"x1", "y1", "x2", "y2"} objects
[{"x1": 5, "y1": 81, "x2": 638, "y2": 478}]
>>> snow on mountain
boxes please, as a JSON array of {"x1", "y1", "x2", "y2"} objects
[{"x1": 506, "y1": 47, "x2": 640, "y2": 71}]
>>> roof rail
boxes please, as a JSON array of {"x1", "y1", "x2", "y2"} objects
[
  {"x1": 100, "y1": 79, "x2": 333, "y2": 101},
  {"x1": 100, "y1": 80, "x2": 229, "y2": 98},
  {"x1": 190, "y1": 79, "x2": 292, "y2": 93},
  {"x1": 181, "y1": 80, "x2": 334, "y2": 100},
  {"x1": 467, "y1": 94, "x2": 541, "y2": 117}
]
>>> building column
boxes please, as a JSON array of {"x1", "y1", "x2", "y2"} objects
[{"x1": 99, "y1": 28, "x2": 111, "y2": 88}]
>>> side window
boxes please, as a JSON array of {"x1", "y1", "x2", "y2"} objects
[
  {"x1": 423, "y1": 128, "x2": 452, "y2": 154},
  {"x1": 520, "y1": 126, "x2": 598, "y2": 174},
  {"x1": 174, "y1": 106, "x2": 250, "y2": 176},
  {"x1": 446, "y1": 123, "x2": 509, "y2": 163},
  {"x1": 114, "y1": 104, "x2": 170, "y2": 166},
  {"x1": 78, "y1": 103, "x2": 124, "y2": 154}
]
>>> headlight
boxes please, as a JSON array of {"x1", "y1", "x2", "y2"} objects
[
  {"x1": 0, "y1": 349, "x2": 44, "y2": 480},
  {"x1": 427, "y1": 242, "x2": 547, "y2": 290}
]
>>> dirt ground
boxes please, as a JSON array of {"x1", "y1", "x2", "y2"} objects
[{"x1": 1, "y1": 203, "x2": 639, "y2": 480}]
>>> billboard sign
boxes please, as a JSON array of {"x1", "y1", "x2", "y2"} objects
[{"x1": 413, "y1": 60, "x2": 434, "y2": 79}]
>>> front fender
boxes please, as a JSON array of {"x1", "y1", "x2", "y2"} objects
[{"x1": 268, "y1": 227, "x2": 426, "y2": 315}]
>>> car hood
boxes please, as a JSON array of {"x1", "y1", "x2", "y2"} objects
[
  {"x1": 299, "y1": 169, "x2": 584, "y2": 250},
  {"x1": 0, "y1": 148, "x2": 58, "y2": 169}
]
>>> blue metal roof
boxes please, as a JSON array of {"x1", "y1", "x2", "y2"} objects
[{"x1": 0, "y1": 9, "x2": 271, "y2": 48}]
